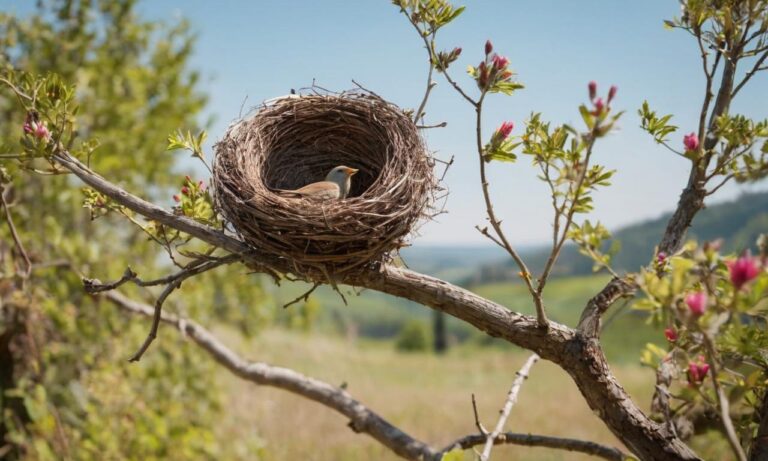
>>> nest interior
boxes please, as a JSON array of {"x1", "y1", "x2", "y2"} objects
[{"x1": 213, "y1": 92, "x2": 436, "y2": 280}]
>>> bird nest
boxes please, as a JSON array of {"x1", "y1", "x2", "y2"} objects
[{"x1": 213, "y1": 91, "x2": 437, "y2": 281}]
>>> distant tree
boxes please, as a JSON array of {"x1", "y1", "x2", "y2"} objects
[{"x1": 0, "y1": 1, "x2": 265, "y2": 459}]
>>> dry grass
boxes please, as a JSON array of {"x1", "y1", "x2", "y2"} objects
[{"x1": 217, "y1": 329, "x2": 655, "y2": 461}]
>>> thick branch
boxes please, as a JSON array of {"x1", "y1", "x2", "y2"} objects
[
  {"x1": 102, "y1": 291, "x2": 438, "y2": 461},
  {"x1": 480, "y1": 353, "x2": 539, "y2": 460}
]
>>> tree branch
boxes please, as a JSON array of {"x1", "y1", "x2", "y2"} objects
[
  {"x1": 444, "y1": 432, "x2": 629, "y2": 461},
  {"x1": 50, "y1": 149, "x2": 701, "y2": 460},
  {"x1": 101, "y1": 290, "x2": 439, "y2": 461},
  {"x1": 577, "y1": 277, "x2": 636, "y2": 338},
  {"x1": 480, "y1": 353, "x2": 539, "y2": 460}
]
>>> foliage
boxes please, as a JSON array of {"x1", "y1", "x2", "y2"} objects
[{"x1": 0, "y1": 1, "x2": 267, "y2": 459}]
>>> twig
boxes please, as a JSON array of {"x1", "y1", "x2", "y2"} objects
[
  {"x1": 102, "y1": 290, "x2": 439, "y2": 461},
  {"x1": 283, "y1": 282, "x2": 320, "y2": 308},
  {"x1": 471, "y1": 393, "x2": 489, "y2": 436},
  {"x1": 416, "y1": 122, "x2": 447, "y2": 129},
  {"x1": 0, "y1": 184, "x2": 32, "y2": 281},
  {"x1": 703, "y1": 334, "x2": 747, "y2": 461},
  {"x1": 732, "y1": 49, "x2": 768, "y2": 99},
  {"x1": 443, "y1": 432, "x2": 628, "y2": 461},
  {"x1": 480, "y1": 353, "x2": 540, "y2": 460}
]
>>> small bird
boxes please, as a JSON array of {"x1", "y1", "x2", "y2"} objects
[{"x1": 277, "y1": 165, "x2": 359, "y2": 200}]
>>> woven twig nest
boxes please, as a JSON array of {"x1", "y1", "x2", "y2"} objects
[{"x1": 213, "y1": 91, "x2": 436, "y2": 280}]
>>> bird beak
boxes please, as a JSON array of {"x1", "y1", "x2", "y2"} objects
[{"x1": 345, "y1": 167, "x2": 359, "y2": 176}]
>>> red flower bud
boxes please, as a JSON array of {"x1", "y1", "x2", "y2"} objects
[
  {"x1": 683, "y1": 132, "x2": 699, "y2": 152},
  {"x1": 657, "y1": 252, "x2": 667, "y2": 264},
  {"x1": 591, "y1": 97, "x2": 605, "y2": 116},
  {"x1": 453, "y1": 47, "x2": 462, "y2": 57},
  {"x1": 608, "y1": 85, "x2": 618, "y2": 103},
  {"x1": 664, "y1": 327, "x2": 678, "y2": 342},
  {"x1": 185, "y1": 175, "x2": 192, "y2": 182},
  {"x1": 181, "y1": 186, "x2": 189, "y2": 195},
  {"x1": 485, "y1": 40, "x2": 493, "y2": 55},
  {"x1": 687, "y1": 359, "x2": 709, "y2": 385},
  {"x1": 495, "y1": 121, "x2": 514, "y2": 140},
  {"x1": 173, "y1": 194, "x2": 181, "y2": 202},
  {"x1": 588, "y1": 81, "x2": 597, "y2": 100}
]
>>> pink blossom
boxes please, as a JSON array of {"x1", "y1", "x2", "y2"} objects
[
  {"x1": 495, "y1": 121, "x2": 514, "y2": 140},
  {"x1": 173, "y1": 194, "x2": 181, "y2": 203},
  {"x1": 485, "y1": 40, "x2": 493, "y2": 55},
  {"x1": 664, "y1": 327, "x2": 678, "y2": 342},
  {"x1": 198, "y1": 180, "x2": 206, "y2": 191},
  {"x1": 657, "y1": 251, "x2": 667, "y2": 264},
  {"x1": 34, "y1": 122, "x2": 51, "y2": 141},
  {"x1": 685, "y1": 291, "x2": 707, "y2": 316},
  {"x1": 491, "y1": 54, "x2": 509, "y2": 69},
  {"x1": 23, "y1": 121, "x2": 34, "y2": 134},
  {"x1": 181, "y1": 186, "x2": 189, "y2": 195},
  {"x1": 683, "y1": 132, "x2": 699, "y2": 151},
  {"x1": 727, "y1": 252, "x2": 761, "y2": 289},
  {"x1": 588, "y1": 81, "x2": 597, "y2": 100},
  {"x1": 608, "y1": 85, "x2": 618, "y2": 103}
]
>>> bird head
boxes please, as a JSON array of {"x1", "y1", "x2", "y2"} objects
[{"x1": 325, "y1": 165, "x2": 359, "y2": 182}]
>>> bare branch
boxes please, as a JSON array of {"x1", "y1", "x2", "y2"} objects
[
  {"x1": 471, "y1": 394, "x2": 489, "y2": 436},
  {"x1": 101, "y1": 291, "x2": 439, "y2": 460},
  {"x1": 416, "y1": 122, "x2": 447, "y2": 129},
  {"x1": 282, "y1": 282, "x2": 320, "y2": 308},
  {"x1": 703, "y1": 335, "x2": 747, "y2": 461},
  {"x1": 443, "y1": 432, "x2": 629, "y2": 461},
  {"x1": 733, "y1": 49, "x2": 768, "y2": 99},
  {"x1": 480, "y1": 353, "x2": 540, "y2": 460},
  {"x1": 0, "y1": 184, "x2": 32, "y2": 281}
]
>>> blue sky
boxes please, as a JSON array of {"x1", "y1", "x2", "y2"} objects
[{"x1": 4, "y1": 1, "x2": 768, "y2": 246}]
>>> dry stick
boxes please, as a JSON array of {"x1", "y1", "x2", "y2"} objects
[
  {"x1": 282, "y1": 282, "x2": 320, "y2": 308},
  {"x1": 50, "y1": 150, "x2": 700, "y2": 460},
  {"x1": 444, "y1": 433, "x2": 628, "y2": 461},
  {"x1": 0, "y1": 184, "x2": 32, "y2": 281},
  {"x1": 480, "y1": 353, "x2": 540, "y2": 461},
  {"x1": 85, "y1": 254, "x2": 242, "y2": 361},
  {"x1": 703, "y1": 334, "x2": 747, "y2": 461}
]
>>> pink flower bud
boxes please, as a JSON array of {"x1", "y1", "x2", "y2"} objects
[
  {"x1": 181, "y1": 186, "x2": 189, "y2": 195},
  {"x1": 588, "y1": 81, "x2": 597, "y2": 100},
  {"x1": 173, "y1": 194, "x2": 181, "y2": 203},
  {"x1": 452, "y1": 47, "x2": 462, "y2": 57},
  {"x1": 727, "y1": 252, "x2": 761, "y2": 290},
  {"x1": 591, "y1": 97, "x2": 605, "y2": 116},
  {"x1": 664, "y1": 327, "x2": 678, "y2": 342},
  {"x1": 495, "y1": 121, "x2": 514, "y2": 140},
  {"x1": 185, "y1": 175, "x2": 192, "y2": 182},
  {"x1": 485, "y1": 40, "x2": 493, "y2": 55},
  {"x1": 685, "y1": 291, "x2": 707, "y2": 316},
  {"x1": 34, "y1": 122, "x2": 51, "y2": 142},
  {"x1": 491, "y1": 54, "x2": 509, "y2": 69},
  {"x1": 23, "y1": 121, "x2": 34, "y2": 134},
  {"x1": 683, "y1": 132, "x2": 699, "y2": 152},
  {"x1": 657, "y1": 252, "x2": 667, "y2": 264},
  {"x1": 198, "y1": 180, "x2": 206, "y2": 191},
  {"x1": 608, "y1": 85, "x2": 618, "y2": 103}
]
